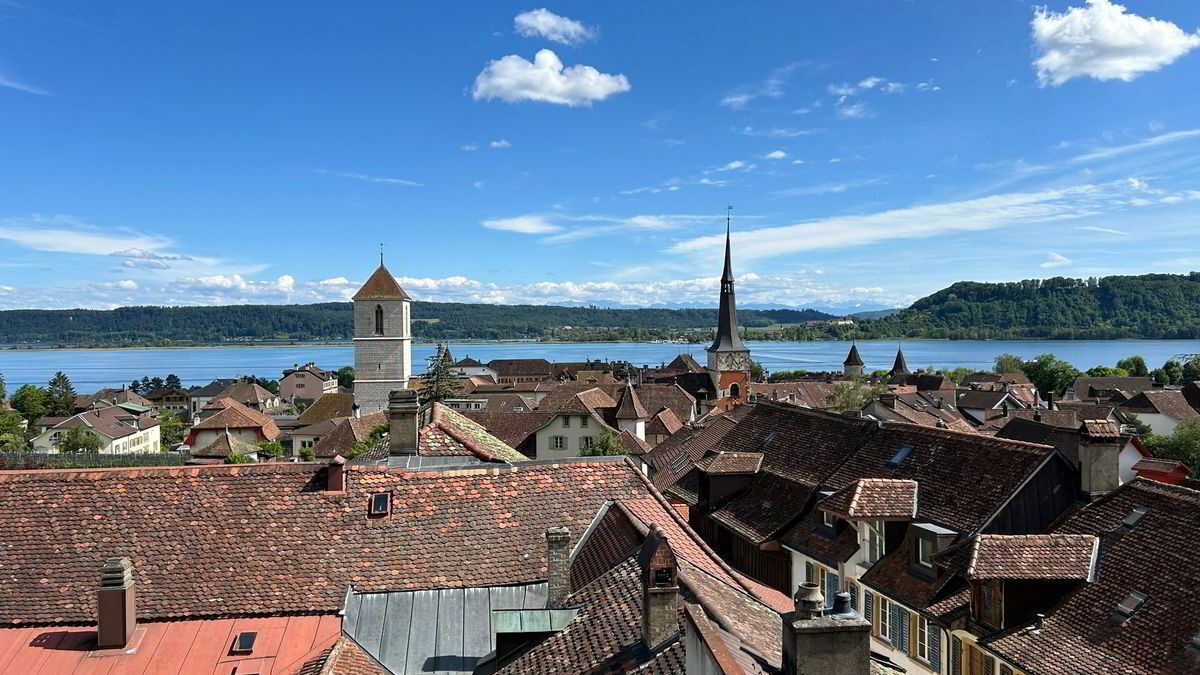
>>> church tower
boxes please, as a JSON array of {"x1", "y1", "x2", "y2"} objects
[
  {"x1": 352, "y1": 259, "x2": 412, "y2": 414},
  {"x1": 705, "y1": 215, "x2": 752, "y2": 402}
]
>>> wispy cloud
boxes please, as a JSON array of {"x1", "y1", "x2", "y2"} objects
[
  {"x1": 489, "y1": 139, "x2": 512, "y2": 149},
  {"x1": 772, "y1": 177, "x2": 885, "y2": 197},
  {"x1": 1040, "y1": 252, "x2": 1072, "y2": 268},
  {"x1": 737, "y1": 126, "x2": 823, "y2": 138},
  {"x1": 1078, "y1": 225, "x2": 1127, "y2": 235},
  {"x1": 481, "y1": 215, "x2": 562, "y2": 234},
  {"x1": 1069, "y1": 129, "x2": 1200, "y2": 163},
  {"x1": 0, "y1": 70, "x2": 49, "y2": 96},
  {"x1": 316, "y1": 169, "x2": 424, "y2": 187},
  {"x1": 719, "y1": 62, "x2": 809, "y2": 109},
  {"x1": 0, "y1": 215, "x2": 172, "y2": 255}
]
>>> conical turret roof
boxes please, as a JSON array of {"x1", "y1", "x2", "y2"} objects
[
  {"x1": 889, "y1": 346, "x2": 910, "y2": 376},
  {"x1": 707, "y1": 223, "x2": 748, "y2": 354},
  {"x1": 844, "y1": 343, "x2": 864, "y2": 367}
]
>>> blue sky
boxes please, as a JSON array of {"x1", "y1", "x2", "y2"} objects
[{"x1": 2, "y1": 1, "x2": 1200, "y2": 312}]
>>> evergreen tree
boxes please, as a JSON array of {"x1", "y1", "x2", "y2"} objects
[
  {"x1": 46, "y1": 371, "x2": 76, "y2": 417},
  {"x1": 0, "y1": 371, "x2": 6, "y2": 401},
  {"x1": 165, "y1": 373, "x2": 183, "y2": 389},
  {"x1": 10, "y1": 385, "x2": 47, "y2": 423},
  {"x1": 1184, "y1": 358, "x2": 1200, "y2": 384},
  {"x1": 148, "y1": 376, "x2": 165, "y2": 391},
  {"x1": 129, "y1": 379, "x2": 143, "y2": 394},
  {"x1": 419, "y1": 344, "x2": 462, "y2": 404}
]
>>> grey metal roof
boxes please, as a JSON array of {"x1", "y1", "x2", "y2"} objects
[{"x1": 343, "y1": 581, "x2": 549, "y2": 674}]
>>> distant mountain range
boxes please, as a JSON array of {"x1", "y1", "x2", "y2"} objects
[{"x1": 1, "y1": 272, "x2": 1196, "y2": 346}]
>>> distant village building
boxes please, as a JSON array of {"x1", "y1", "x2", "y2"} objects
[
  {"x1": 280, "y1": 362, "x2": 339, "y2": 401},
  {"x1": 32, "y1": 406, "x2": 161, "y2": 454},
  {"x1": 352, "y1": 262, "x2": 413, "y2": 414}
]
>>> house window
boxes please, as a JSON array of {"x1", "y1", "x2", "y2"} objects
[
  {"x1": 917, "y1": 537, "x2": 936, "y2": 568},
  {"x1": 368, "y1": 492, "x2": 391, "y2": 517},
  {"x1": 916, "y1": 615, "x2": 931, "y2": 662},
  {"x1": 580, "y1": 416, "x2": 588, "y2": 428},
  {"x1": 977, "y1": 580, "x2": 1003, "y2": 629},
  {"x1": 866, "y1": 520, "x2": 885, "y2": 564},
  {"x1": 374, "y1": 305, "x2": 384, "y2": 335},
  {"x1": 551, "y1": 436, "x2": 566, "y2": 450},
  {"x1": 562, "y1": 417, "x2": 571, "y2": 428},
  {"x1": 877, "y1": 595, "x2": 893, "y2": 642},
  {"x1": 581, "y1": 436, "x2": 595, "y2": 450},
  {"x1": 822, "y1": 510, "x2": 836, "y2": 528}
]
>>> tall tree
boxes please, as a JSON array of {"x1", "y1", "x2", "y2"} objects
[
  {"x1": 46, "y1": 371, "x2": 76, "y2": 417},
  {"x1": 57, "y1": 426, "x2": 103, "y2": 453},
  {"x1": 825, "y1": 378, "x2": 886, "y2": 413},
  {"x1": 1085, "y1": 366, "x2": 1128, "y2": 378},
  {"x1": 164, "y1": 373, "x2": 183, "y2": 389},
  {"x1": 1021, "y1": 354, "x2": 1081, "y2": 399},
  {"x1": 157, "y1": 411, "x2": 184, "y2": 449},
  {"x1": 0, "y1": 409, "x2": 25, "y2": 450},
  {"x1": 336, "y1": 366, "x2": 355, "y2": 390},
  {"x1": 419, "y1": 344, "x2": 462, "y2": 404},
  {"x1": 129, "y1": 379, "x2": 143, "y2": 394},
  {"x1": 1184, "y1": 358, "x2": 1200, "y2": 384},
  {"x1": 993, "y1": 354, "x2": 1025, "y2": 374},
  {"x1": 10, "y1": 385, "x2": 47, "y2": 423},
  {"x1": 1160, "y1": 359, "x2": 1185, "y2": 386},
  {"x1": 0, "y1": 371, "x2": 6, "y2": 401},
  {"x1": 1116, "y1": 355, "x2": 1149, "y2": 377},
  {"x1": 1144, "y1": 419, "x2": 1200, "y2": 478}
]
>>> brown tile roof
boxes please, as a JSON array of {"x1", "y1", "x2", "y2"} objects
[
  {"x1": 318, "y1": 634, "x2": 390, "y2": 674},
  {"x1": 647, "y1": 407, "x2": 684, "y2": 437},
  {"x1": 460, "y1": 410, "x2": 557, "y2": 449},
  {"x1": 425, "y1": 404, "x2": 528, "y2": 462},
  {"x1": 486, "y1": 358, "x2": 553, "y2": 377},
  {"x1": 1082, "y1": 418, "x2": 1121, "y2": 439},
  {"x1": 214, "y1": 382, "x2": 279, "y2": 408},
  {"x1": 1132, "y1": 457, "x2": 1189, "y2": 474},
  {"x1": 615, "y1": 385, "x2": 649, "y2": 420},
  {"x1": 778, "y1": 507, "x2": 861, "y2": 569},
  {"x1": 750, "y1": 381, "x2": 840, "y2": 409},
  {"x1": 351, "y1": 264, "x2": 410, "y2": 301},
  {"x1": 52, "y1": 407, "x2": 158, "y2": 441},
  {"x1": 643, "y1": 415, "x2": 739, "y2": 489},
  {"x1": 819, "y1": 478, "x2": 918, "y2": 520},
  {"x1": 635, "y1": 384, "x2": 696, "y2": 425},
  {"x1": 297, "y1": 393, "x2": 355, "y2": 425},
  {"x1": 966, "y1": 534, "x2": 1098, "y2": 581},
  {"x1": 1071, "y1": 376, "x2": 1155, "y2": 398},
  {"x1": 311, "y1": 411, "x2": 386, "y2": 458},
  {"x1": 983, "y1": 479, "x2": 1200, "y2": 675},
  {"x1": 1119, "y1": 390, "x2": 1200, "y2": 421},
  {"x1": 190, "y1": 398, "x2": 281, "y2": 440},
  {"x1": 0, "y1": 459, "x2": 648, "y2": 626},
  {"x1": 696, "y1": 451, "x2": 764, "y2": 475},
  {"x1": 619, "y1": 430, "x2": 651, "y2": 456},
  {"x1": 979, "y1": 410, "x2": 1080, "y2": 433},
  {"x1": 192, "y1": 430, "x2": 261, "y2": 458},
  {"x1": 710, "y1": 471, "x2": 814, "y2": 545}
]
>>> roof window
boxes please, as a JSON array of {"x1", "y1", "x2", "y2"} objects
[
  {"x1": 886, "y1": 444, "x2": 914, "y2": 469},
  {"x1": 232, "y1": 631, "x2": 258, "y2": 654},
  {"x1": 369, "y1": 492, "x2": 391, "y2": 517},
  {"x1": 1120, "y1": 506, "x2": 1149, "y2": 530},
  {"x1": 1112, "y1": 590, "x2": 1148, "y2": 622}
]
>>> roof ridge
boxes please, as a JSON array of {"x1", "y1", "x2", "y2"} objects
[
  {"x1": 0, "y1": 462, "x2": 325, "y2": 481},
  {"x1": 880, "y1": 419, "x2": 1058, "y2": 452}
]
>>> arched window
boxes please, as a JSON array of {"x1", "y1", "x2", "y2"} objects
[
  {"x1": 374, "y1": 305, "x2": 384, "y2": 335},
  {"x1": 729, "y1": 382, "x2": 741, "y2": 399}
]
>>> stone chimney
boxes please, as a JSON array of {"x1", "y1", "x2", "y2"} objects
[
  {"x1": 1079, "y1": 425, "x2": 1122, "y2": 500},
  {"x1": 545, "y1": 527, "x2": 571, "y2": 608},
  {"x1": 327, "y1": 455, "x2": 347, "y2": 492},
  {"x1": 783, "y1": 586, "x2": 871, "y2": 675},
  {"x1": 878, "y1": 393, "x2": 898, "y2": 410},
  {"x1": 639, "y1": 525, "x2": 679, "y2": 651},
  {"x1": 97, "y1": 557, "x2": 136, "y2": 649},
  {"x1": 388, "y1": 389, "x2": 420, "y2": 455}
]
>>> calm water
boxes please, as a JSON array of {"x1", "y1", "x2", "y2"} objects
[{"x1": 0, "y1": 340, "x2": 1198, "y2": 390}]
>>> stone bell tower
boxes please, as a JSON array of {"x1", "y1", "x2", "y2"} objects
[{"x1": 352, "y1": 257, "x2": 412, "y2": 414}]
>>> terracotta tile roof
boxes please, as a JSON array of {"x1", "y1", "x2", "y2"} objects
[
  {"x1": 52, "y1": 407, "x2": 158, "y2": 441},
  {"x1": 696, "y1": 451, "x2": 764, "y2": 475},
  {"x1": 710, "y1": 471, "x2": 814, "y2": 545},
  {"x1": 983, "y1": 479, "x2": 1200, "y2": 675},
  {"x1": 749, "y1": 381, "x2": 840, "y2": 409},
  {"x1": 191, "y1": 398, "x2": 281, "y2": 440},
  {"x1": 1081, "y1": 418, "x2": 1121, "y2": 439},
  {"x1": 486, "y1": 358, "x2": 553, "y2": 377},
  {"x1": 0, "y1": 459, "x2": 648, "y2": 626},
  {"x1": 214, "y1": 382, "x2": 279, "y2": 408},
  {"x1": 966, "y1": 534, "x2": 1098, "y2": 581},
  {"x1": 1119, "y1": 390, "x2": 1200, "y2": 421},
  {"x1": 643, "y1": 415, "x2": 739, "y2": 489},
  {"x1": 297, "y1": 393, "x2": 355, "y2": 425},
  {"x1": 311, "y1": 412, "x2": 386, "y2": 458},
  {"x1": 619, "y1": 430, "x2": 652, "y2": 455},
  {"x1": 318, "y1": 634, "x2": 390, "y2": 674},
  {"x1": 615, "y1": 385, "x2": 650, "y2": 420},
  {"x1": 635, "y1": 384, "x2": 697, "y2": 425},
  {"x1": 819, "y1": 478, "x2": 918, "y2": 520},
  {"x1": 192, "y1": 430, "x2": 261, "y2": 458},
  {"x1": 1132, "y1": 457, "x2": 1189, "y2": 474},
  {"x1": 646, "y1": 407, "x2": 684, "y2": 437},
  {"x1": 460, "y1": 410, "x2": 557, "y2": 449},
  {"x1": 424, "y1": 404, "x2": 528, "y2": 462},
  {"x1": 351, "y1": 264, "x2": 410, "y2": 301}
]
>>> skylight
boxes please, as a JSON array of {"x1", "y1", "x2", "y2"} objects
[
  {"x1": 1112, "y1": 590, "x2": 1148, "y2": 622},
  {"x1": 1120, "y1": 506, "x2": 1149, "y2": 530},
  {"x1": 369, "y1": 492, "x2": 391, "y2": 516},
  {"x1": 886, "y1": 444, "x2": 914, "y2": 469},
  {"x1": 232, "y1": 631, "x2": 257, "y2": 654}
]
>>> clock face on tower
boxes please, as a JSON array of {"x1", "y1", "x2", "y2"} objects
[{"x1": 718, "y1": 351, "x2": 752, "y2": 371}]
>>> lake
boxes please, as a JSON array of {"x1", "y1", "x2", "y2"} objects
[{"x1": 1, "y1": 339, "x2": 1198, "y2": 390}]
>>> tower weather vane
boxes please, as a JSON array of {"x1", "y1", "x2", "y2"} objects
[{"x1": 380, "y1": 243, "x2": 384, "y2": 266}]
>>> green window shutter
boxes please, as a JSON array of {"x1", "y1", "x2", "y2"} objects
[
  {"x1": 929, "y1": 624, "x2": 942, "y2": 671},
  {"x1": 951, "y1": 636, "x2": 962, "y2": 675},
  {"x1": 805, "y1": 561, "x2": 815, "y2": 583},
  {"x1": 864, "y1": 590, "x2": 874, "y2": 626},
  {"x1": 826, "y1": 571, "x2": 839, "y2": 608}
]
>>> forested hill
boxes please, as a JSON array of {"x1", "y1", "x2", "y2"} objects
[
  {"x1": 849, "y1": 273, "x2": 1200, "y2": 340},
  {"x1": 0, "y1": 302, "x2": 835, "y2": 346}
]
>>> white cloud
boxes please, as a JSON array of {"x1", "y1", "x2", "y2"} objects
[
  {"x1": 836, "y1": 102, "x2": 871, "y2": 119},
  {"x1": 0, "y1": 215, "x2": 172, "y2": 255},
  {"x1": 719, "y1": 63, "x2": 805, "y2": 109},
  {"x1": 1040, "y1": 252, "x2": 1073, "y2": 268},
  {"x1": 773, "y1": 178, "x2": 885, "y2": 197},
  {"x1": 489, "y1": 139, "x2": 513, "y2": 149},
  {"x1": 0, "y1": 71, "x2": 49, "y2": 96},
  {"x1": 471, "y1": 49, "x2": 630, "y2": 107},
  {"x1": 857, "y1": 76, "x2": 886, "y2": 89},
  {"x1": 460, "y1": 143, "x2": 479, "y2": 151},
  {"x1": 715, "y1": 160, "x2": 754, "y2": 172},
  {"x1": 738, "y1": 126, "x2": 822, "y2": 138},
  {"x1": 1069, "y1": 128, "x2": 1200, "y2": 163},
  {"x1": 763, "y1": 150, "x2": 788, "y2": 160},
  {"x1": 513, "y1": 8, "x2": 595, "y2": 45},
  {"x1": 720, "y1": 93, "x2": 754, "y2": 110},
  {"x1": 315, "y1": 169, "x2": 423, "y2": 187},
  {"x1": 671, "y1": 179, "x2": 1199, "y2": 263},
  {"x1": 882, "y1": 82, "x2": 906, "y2": 94},
  {"x1": 1078, "y1": 225, "x2": 1127, "y2": 235},
  {"x1": 1032, "y1": 0, "x2": 1200, "y2": 86},
  {"x1": 482, "y1": 215, "x2": 562, "y2": 234}
]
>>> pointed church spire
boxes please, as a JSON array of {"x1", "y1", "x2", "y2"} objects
[
  {"x1": 843, "y1": 342, "x2": 864, "y2": 367},
  {"x1": 708, "y1": 206, "x2": 747, "y2": 354},
  {"x1": 889, "y1": 345, "x2": 910, "y2": 376}
]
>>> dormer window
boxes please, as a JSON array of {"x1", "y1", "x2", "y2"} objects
[
  {"x1": 916, "y1": 536, "x2": 936, "y2": 568},
  {"x1": 822, "y1": 511, "x2": 836, "y2": 529}
]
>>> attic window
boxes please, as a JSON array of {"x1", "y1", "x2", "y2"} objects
[
  {"x1": 886, "y1": 444, "x2": 913, "y2": 469},
  {"x1": 1189, "y1": 630, "x2": 1200, "y2": 652},
  {"x1": 1120, "y1": 506, "x2": 1149, "y2": 530},
  {"x1": 369, "y1": 492, "x2": 391, "y2": 517},
  {"x1": 1112, "y1": 590, "x2": 1148, "y2": 622},
  {"x1": 232, "y1": 631, "x2": 258, "y2": 654}
]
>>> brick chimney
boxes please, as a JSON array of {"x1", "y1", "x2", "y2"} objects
[
  {"x1": 638, "y1": 525, "x2": 679, "y2": 651},
  {"x1": 1080, "y1": 424, "x2": 1122, "y2": 500},
  {"x1": 327, "y1": 455, "x2": 347, "y2": 492},
  {"x1": 545, "y1": 527, "x2": 571, "y2": 608},
  {"x1": 96, "y1": 557, "x2": 136, "y2": 649},
  {"x1": 783, "y1": 586, "x2": 871, "y2": 675},
  {"x1": 388, "y1": 389, "x2": 420, "y2": 455}
]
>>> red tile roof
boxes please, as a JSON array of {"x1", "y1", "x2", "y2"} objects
[
  {"x1": 966, "y1": 534, "x2": 1098, "y2": 581},
  {"x1": 190, "y1": 398, "x2": 281, "y2": 439},
  {"x1": 0, "y1": 459, "x2": 649, "y2": 626},
  {"x1": 352, "y1": 264, "x2": 411, "y2": 301},
  {"x1": 819, "y1": 478, "x2": 918, "y2": 520}
]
